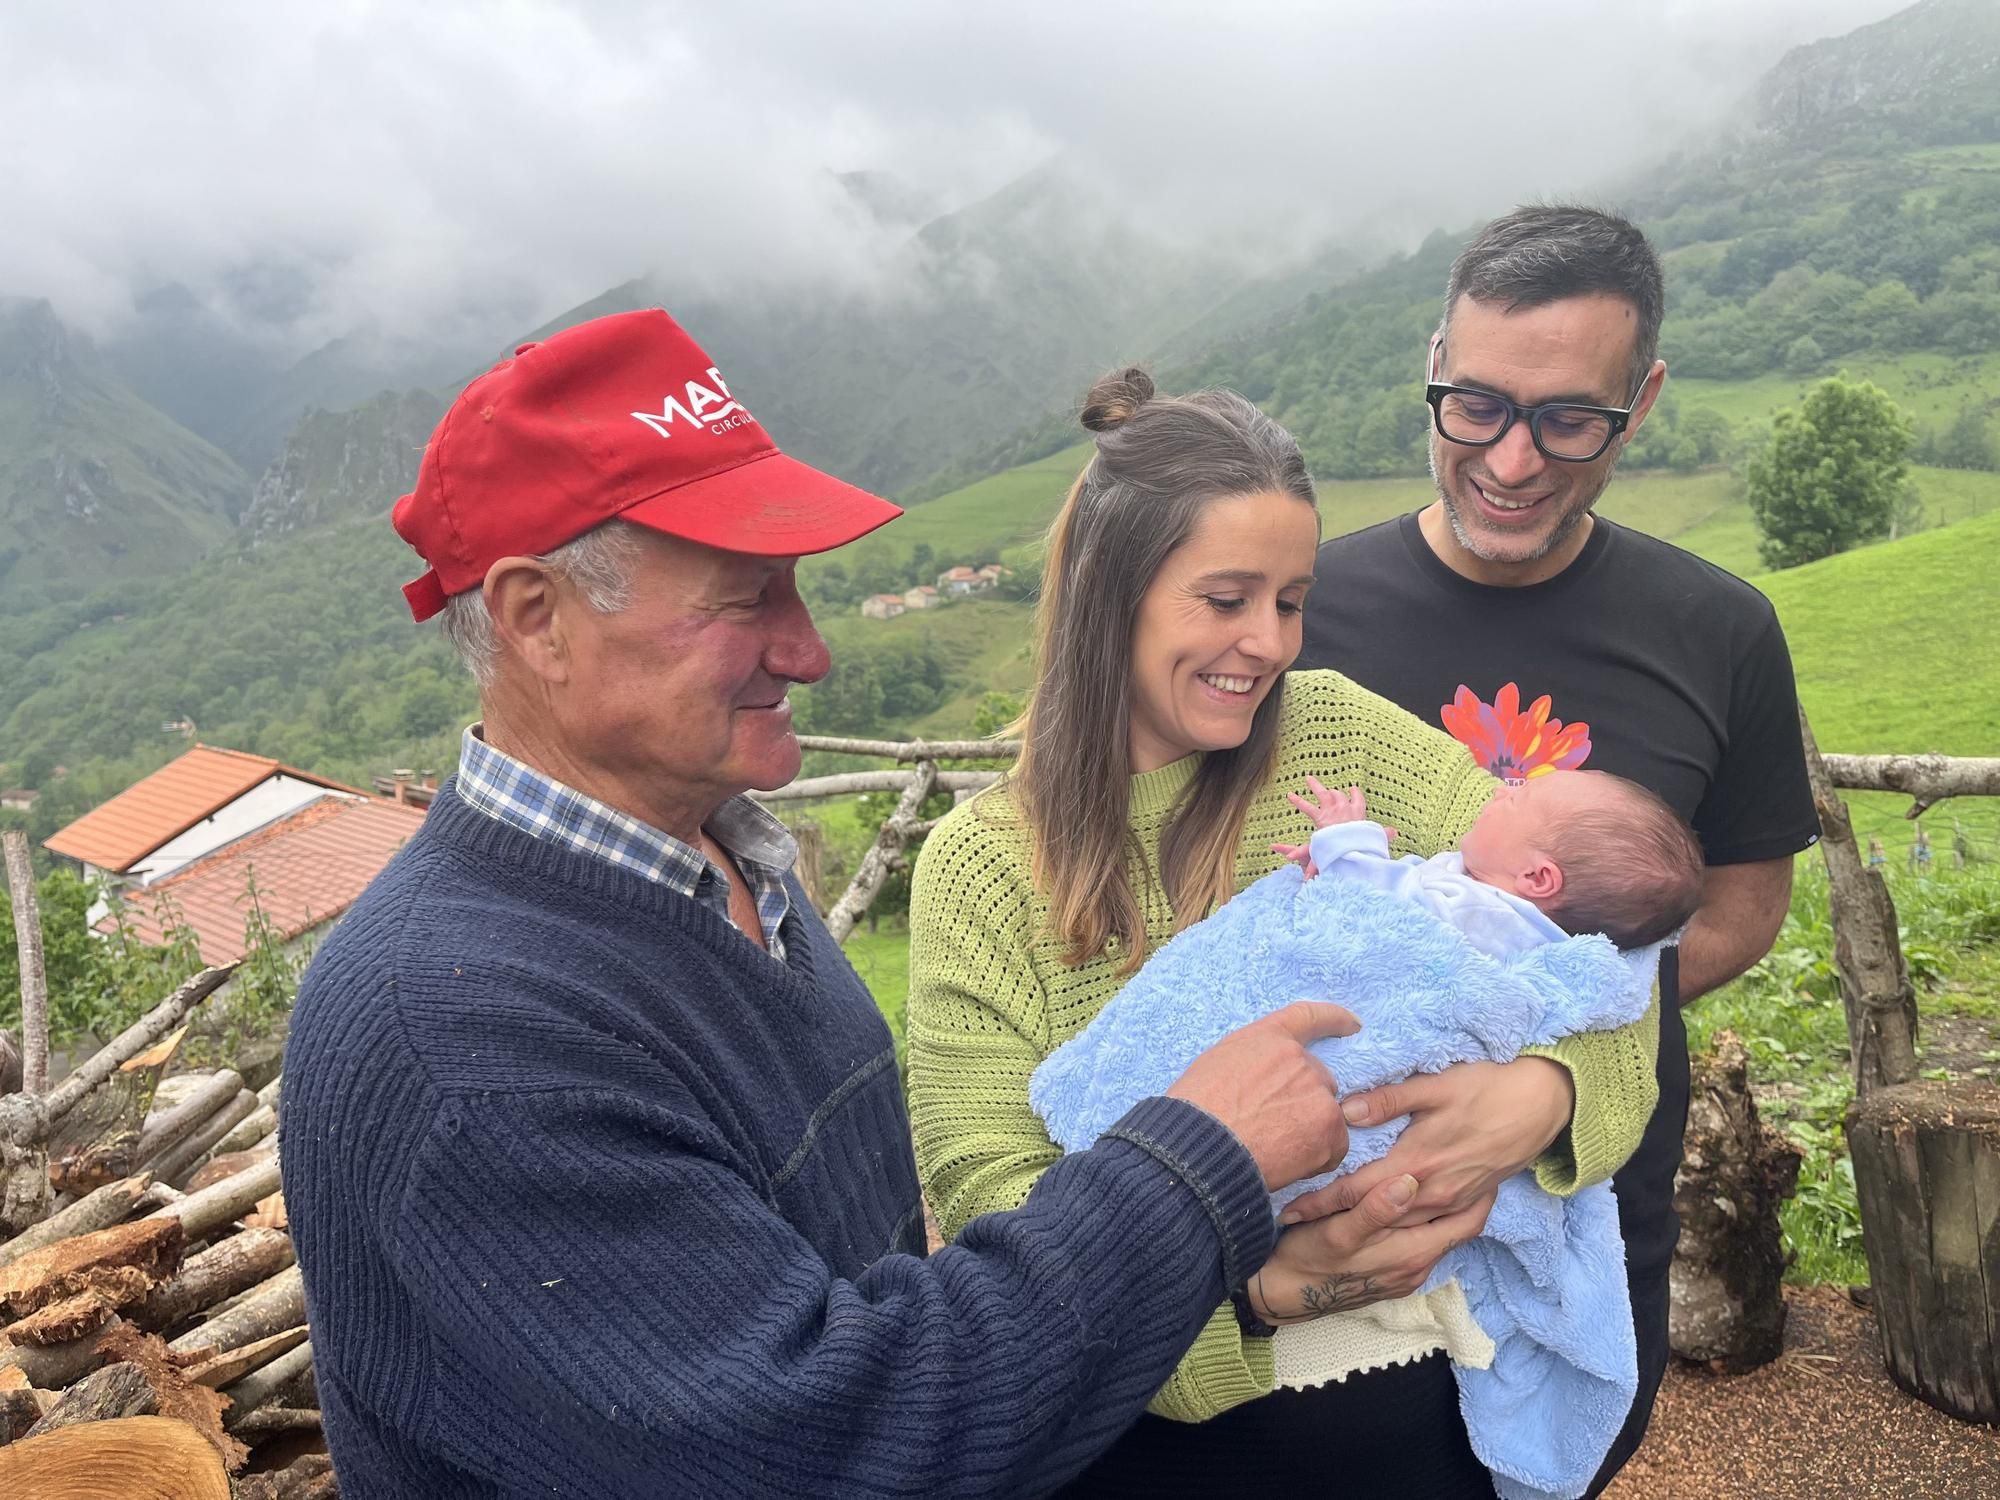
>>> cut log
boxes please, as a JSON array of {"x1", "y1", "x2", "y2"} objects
[
  {"x1": 94, "y1": 1322, "x2": 242, "y2": 1471},
  {"x1": 134, "y1": 1072, "x2": 243, "y2": 1166},
  {"x1": 186, "y1": 1142, "x2": 274, "y2": 1194},
  {"x1": 211, "y1": 1104, "x2": 277, "y2": 1158},
  {"x1": 0, "y1": 1090, "x2": 52, "y2": 1238},
  {"x1": 0, "y1": 1415, "x2": 232, "y2": 1498},
  {"x1": 0, "y1": 1364, "x2": 39, "y2": 1443},
  {"x1": 220, "y1": 1339, "x2": 312, "y2": 1426},
  {"x1": 170, "y1": 1265, "x2": 304, "y2": 1359},
  {"x1": 19, "y1": 1360, "x2": 156, "y2": 1436},
  {"x1": 152, "y1": 1090, "x2": 259, "y2": 1189},
  {"x1": 43, "y1": 967, "x2": 236, "y2": 1125},
  {"x1": 0, "y1": 1174, "x2": 152, "y2": 1268},
  {"x1": 3, "y1": 831, "x2": 49, "y2": 1098},
  {"x1": 148, "y1": 1157, "x2": 282, "y2": 1241},
  {"x1": 43, "y1": 1037, "x2": 180, "y2": 1196},
  {"x1": 0, "y1": 1315, "x2": 120, "y2": 1386},
  {"x1": 231, "y1": 1405, "x2": 321, "y2": 1443},
  {"x1": 4, "y1": 1287, "x2": 134, "y2": 1346},
  {"x1": 183, "y1": 1325, "x2": 307, "y2": 1389},
  {"x1": 1847, "y1": 1079, "x2": 2000, "y2": 1424},
  {"x1": 269, "y1": 1347, "x2": 316, "y2": 1410},
  {"x1": 235, "y1": 1451, "x2": 337, "y2": 1500},
  {"x1": 1668, "y1": 1032, "x2": 1803, "y2": 1371},
  {"x1": 131, "y1": 1227, "x2": 294, "y2": 1335},
  {"x1": 0, "y1": 1217, "x2": 183, "y2": 1316}
]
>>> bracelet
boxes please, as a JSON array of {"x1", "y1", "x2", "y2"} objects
[{"x1": 1231, "y1": 1279, "x2": 1277, "y2": 1339}]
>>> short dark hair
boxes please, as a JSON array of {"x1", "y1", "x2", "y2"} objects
[
  {"x1": 1543, "y1": 776, "x2": 1704, "y2": 950},
  {"x1": 1444, "y1": 205, "x2": 1665, "y2": 393}
]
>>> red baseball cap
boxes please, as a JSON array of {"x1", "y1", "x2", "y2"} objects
[{"x1": 391, "y1": 308, "x2": 903, "y2": 621}]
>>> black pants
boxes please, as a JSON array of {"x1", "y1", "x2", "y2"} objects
[
  {"x1": 1057, "y1": 1351, "x2": 1494, "y2": 1498},
  {"x1": 1584, "y1": 1264, "x2": 1673, "y2": 1497}
]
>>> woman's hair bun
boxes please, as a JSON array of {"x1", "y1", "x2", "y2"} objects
[{"x1": 1079, "y1": 367, "x2": 1156, "y2": 433}]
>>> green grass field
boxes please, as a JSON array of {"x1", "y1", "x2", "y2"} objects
[{"x1": 1672, "y1": 351, "x2": 2000, "y2": 431}]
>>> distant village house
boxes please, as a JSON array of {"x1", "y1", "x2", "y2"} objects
[
  {"x1": 860, "y1": 593, "x2": 907, "y2": 620},
  {"x1": 0, "y1": 789, "x2": 38, "y2": 812},
  {"x1": 936, "y1": 566, "x2": 984, "y2": 598},
  {"x1": 42, "y1": 743, "x2": 427, "y2": 962},
  {"x1": 902, "y1": 584, "x2": 940, "y2": 610}
]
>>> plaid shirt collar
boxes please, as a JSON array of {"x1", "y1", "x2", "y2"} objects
[{"x1": 455, "y1": 725, "x2": 797, "y2": 959}]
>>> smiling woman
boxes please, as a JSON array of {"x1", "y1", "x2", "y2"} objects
[{"x1": 1013, "y1": 367, "x2": 1320, "y2": 971}]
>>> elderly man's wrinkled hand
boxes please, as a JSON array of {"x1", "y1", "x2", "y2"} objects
[{"x1": 1165, "y1": 1000, "x2": 1360, "y2": 1190}]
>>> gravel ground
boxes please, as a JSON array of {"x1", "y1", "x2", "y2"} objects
[{"x1": 1603, "y1": 1285, "x2": 2000, "y2": 1499}]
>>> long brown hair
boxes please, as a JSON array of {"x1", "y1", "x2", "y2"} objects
[{"x1": 1011, "y1": 367, "x2": 1317, "y2": 971}]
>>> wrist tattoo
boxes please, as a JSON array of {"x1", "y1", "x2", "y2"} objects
[{"x1": 1294, "y1": 1272, "x2": 1386, "y2": 1317}]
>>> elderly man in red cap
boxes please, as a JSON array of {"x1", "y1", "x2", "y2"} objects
[{"x1": 281, "y1": 310, "x2": 1369, "y2": 1498}]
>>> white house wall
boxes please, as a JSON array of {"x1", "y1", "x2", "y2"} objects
[{"x1": 128, "y1": 777, "x2": 351, "y2": 884}]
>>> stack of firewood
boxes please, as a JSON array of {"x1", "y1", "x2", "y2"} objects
[{"x1": 0, "y1": 967, "x2": 335, "y2": 1497}]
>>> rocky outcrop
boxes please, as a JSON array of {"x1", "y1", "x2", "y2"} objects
[
  {"x1": 1754, "y1": 0, "x2": 2000, "y2": 148},
  {"x1": 242, "y1": 388, "x2": 443, "y2": 540}
]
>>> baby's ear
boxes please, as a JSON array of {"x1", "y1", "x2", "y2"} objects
[{"x1": 1518, "y1": 856, "x2": 1563, "y2": 903}]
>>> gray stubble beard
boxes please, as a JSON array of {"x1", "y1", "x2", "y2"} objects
[{"x1": 1426, "y1": 437, "x2": 1615, "y2": 567}]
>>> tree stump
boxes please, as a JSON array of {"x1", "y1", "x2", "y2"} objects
[
  {"x1": 1668, "y1": 1031, "x2": 1803, "y2": 1371},
  {"x1": 1847, "y1": 1078, "x2": 2000, "y2": 1424}
]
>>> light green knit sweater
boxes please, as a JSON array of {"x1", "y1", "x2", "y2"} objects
[{"x1": 906, "y1": 670, "x2": 1661, "y2": 1423}]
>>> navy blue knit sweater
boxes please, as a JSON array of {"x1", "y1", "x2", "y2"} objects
[{"x1": 280, "y1": 784, "x2": 1277, "y2": 1498}]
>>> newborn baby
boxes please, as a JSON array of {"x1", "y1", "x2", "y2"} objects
[
  {"x1": 1275, "y1": 768, "x2": 1703, "y2": 961},
  {"x1": 1032, "y1": 767, "x2": 1704, "y2": 1500}
]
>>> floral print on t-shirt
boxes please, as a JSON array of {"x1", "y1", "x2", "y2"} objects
[{"x1": 1440, "y1": 682, "x2": 1592, "y2": 784}]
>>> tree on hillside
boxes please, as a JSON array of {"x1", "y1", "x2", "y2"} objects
[
  {"x1": 1747, "y1": 376, "x2": 1914, "y2": 569},
  {"x1": 1932, "y1": 403, "x2": 1997, "y2": 471}
]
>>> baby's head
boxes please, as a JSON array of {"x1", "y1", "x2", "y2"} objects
[{"x1": 1459, "y1": 770, "x2": 1703, "y2": 949}]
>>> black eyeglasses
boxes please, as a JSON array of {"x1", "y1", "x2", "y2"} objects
[{"x1": 1424, "y1": 375, "x2": 1647, "y2": 463}]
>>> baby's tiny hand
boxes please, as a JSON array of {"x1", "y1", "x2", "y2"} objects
[
  {"x1": 1287, "y1": 777, "x2": 1367, "y2": 829},
  {"x1": 1272, "y1": 841, "x2": 1318, "y2": 879}
]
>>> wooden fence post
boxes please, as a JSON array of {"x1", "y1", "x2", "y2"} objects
[
  {"x1": 1799, "y1": 708, "x2": 2000, "y2": 1424},
  {"x1": 824, "y1": 763, "x2": 937, "y2": 945},
  {"x1": 794, "y1": 822, "x2": 825, "y2": 914},
  {"x1": 1797, "y1": 708, "x2": 1919, "y2": 1092}
]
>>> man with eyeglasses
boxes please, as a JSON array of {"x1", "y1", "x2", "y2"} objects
[{"x1": 1297, "y1": 204, "x2": 1818, "y2": 1495}]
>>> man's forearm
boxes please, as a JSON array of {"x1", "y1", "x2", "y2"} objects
[
  {"x1": 1676, "y1": 917, "x2": 1764, "y2": 1003},
  {"x1": 1676, "y1": 856, "x2": 1796, "y2": 1005}
]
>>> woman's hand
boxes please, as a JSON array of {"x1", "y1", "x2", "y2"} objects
[
  {"x1": 1277, "y1": 1057, "x2": 1573, "y2": 1227},
  {"x1": 1246, "y1": 1173, "x2": 1495, "y2": 1325}
]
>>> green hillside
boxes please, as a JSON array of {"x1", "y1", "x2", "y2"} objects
[
  {"x1": 806, "y1": 446, "x2": 2000, "y2": 739},
  {"x1": 0, "y1": 300, "x2": 247, "y2": 612},
  {"x1": 1762, "y1": 507, "x2": 2000, "y2": 762}
]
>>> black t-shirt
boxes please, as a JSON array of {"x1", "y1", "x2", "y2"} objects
[{"x1": 1297, "y1": 511, "x2": 1819, "y2": 1277}]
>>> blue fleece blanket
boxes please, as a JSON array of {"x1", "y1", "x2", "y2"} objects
[{"x1": 1029, "y1": 862, "x2": 1661, "y2": 1500}]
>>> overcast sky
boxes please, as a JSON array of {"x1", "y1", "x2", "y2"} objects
[{"x1": 3, "y1": 0, "x2": 1912, "y2": 351}]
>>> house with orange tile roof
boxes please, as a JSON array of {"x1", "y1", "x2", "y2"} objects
[
  {"x1": 44, "y1": 745, "x2": 367, "y2": 889},
  {"x1": 100, "y1": 796, "x2": 429, "y2": 965}
]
